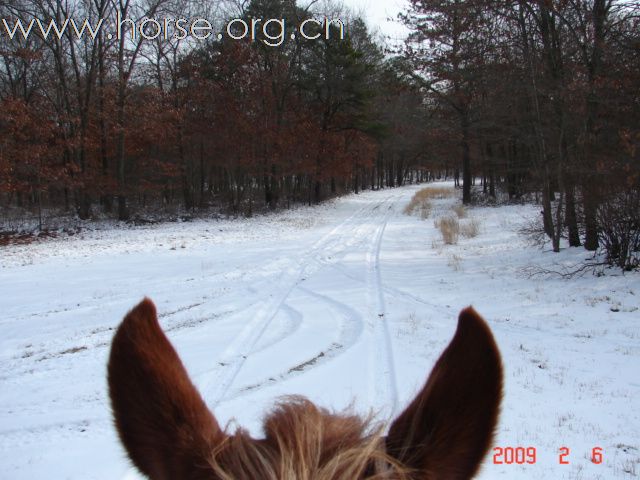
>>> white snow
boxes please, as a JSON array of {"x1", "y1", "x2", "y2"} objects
[{"x1": 1, "y1": 183, "x2": 638, "y2": 479}]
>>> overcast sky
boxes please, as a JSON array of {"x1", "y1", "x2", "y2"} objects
[{"x1": 336, "y1": 0, "x2": 410, "y2": 43}]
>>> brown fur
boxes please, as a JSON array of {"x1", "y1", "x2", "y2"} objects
[{"x1": 108, "y1": 299, "x2": 503, "y2": 480}]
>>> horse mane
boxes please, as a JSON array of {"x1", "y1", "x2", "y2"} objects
[
  {"x1": 209, "y1": 397, "x2": 412, "y2": 480},
  {"x1": 108, "y1": 298, "x2": 503, "y2": 480}
]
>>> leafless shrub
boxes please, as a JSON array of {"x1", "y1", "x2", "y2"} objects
[
  {"x1": 518, "y1": 216, "x2": 548, "y2": 247},
  {"x1": 519, "y1": 262, "x2": 606, "y2": 279},
  {"x1": 619, "y1": 457, "x2": 638, "y2": 477},
  {"x1": 597, "y1": 191, "x2": 640, "y2": 271}
]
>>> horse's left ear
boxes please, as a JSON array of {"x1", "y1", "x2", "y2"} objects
[{"x1": 108, "y1": 298, "x2": 225, "y2": 479}]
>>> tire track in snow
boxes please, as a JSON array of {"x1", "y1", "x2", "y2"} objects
[
  {"x1": 365, "y1": 198, "x2": 399, "y2": 419},
  {"x1": 197, "y1": 196, "x2": 394, "y2": 407},
  {"x1": 0, "y1": 416, "x2": 108, "y2": 447},
  {"x1": 250, "y1": 303, "x2": 303, "y2": 355},
  {"x1": 220, "y1": 287, "x2": 364, "y2": 402},
  {"x1": 312, "y1": 260, "x2": 450, "y2": 312},
  {"x1": 226, "y1": 193, "x2": 400, "y2": 411},
  {"x1": 112, "y1": 192, "x2": 399, "y2": 480}
]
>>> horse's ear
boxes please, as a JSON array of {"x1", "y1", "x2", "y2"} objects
[
  {"x1": 386, "y1": 307, "x2": 503, "y2": 479},
  {"x1": 108, "y1": 298, "x2": 225, "y2": 479}
]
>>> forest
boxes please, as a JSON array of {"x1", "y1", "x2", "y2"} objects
[{"x1": 0, "y1": 0, "x2": 639, "y2": 268}]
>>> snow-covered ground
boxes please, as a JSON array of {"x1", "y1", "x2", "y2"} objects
[{"x1": 1, "y1": 183, "x2": 638, "y2": 479}]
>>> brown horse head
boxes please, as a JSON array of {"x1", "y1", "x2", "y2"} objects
[{"x1": 108, "y1": 298, "x2": 502, "y2": 479}]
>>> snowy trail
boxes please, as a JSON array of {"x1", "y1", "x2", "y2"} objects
[
  {"x1": 117, "y1": 190, "x2": 406, "y2": 479},
  {"x1": 196, "y1": 193, "x2": 399, "y2": 407},
  {"x1": 221, "y1": 287, "x2": 364, "y2": 402},
  {"x1": 1, "y1": 184, "x2": 639, "y2": 480},
  {"x1": 365, "y1": 198, "x2": 399, "y2": 417}
]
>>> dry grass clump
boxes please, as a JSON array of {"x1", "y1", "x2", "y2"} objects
[
  {"x1": 452, "y1": 204, "x2": 467, "y2": 218},
  {"x1": 434, "y1": 215, "x2": 460, "y2": 245},
  {"x1": 460, "y1": 218, "x2": 481, "y2": 238},
  {"x1": 447, "y1": 253, "x2": 462, "y2": 271},
  {"x1": 405, "y1": 187, "x2": 456, "y2": 219},
  {"x1": 404, "y1": 192, "x2": 432, "y2": 219},
  {"x1": 420, "y1": 187, "x2": 455, "y2": 199}
]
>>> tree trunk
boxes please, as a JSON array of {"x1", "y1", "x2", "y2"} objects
[
  {"x1": 581, "y1": 0, "x2": 609, "y2": 251},
  {"x1": 583, "y1": 189, "x2": 599, "y2": 250},
  {"x1": 565, "y1": 178, "x2": 581, "y2": 247},
  {"x1": 116, "y1": 85, "x2": 129, "y2": 221},
  {"x1": 461, "y1": 113, "x2": 472, "y2": 204},
  {"x1": 542, "y1": 170, "x2": 554, "y2": 241}
]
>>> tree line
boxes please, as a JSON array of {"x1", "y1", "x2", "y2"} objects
[
  {"x1": 1, "y1": 0, "x2": 430, "y2": 223},
  {"x1": 400, "y1": 0, "x2": 639, "y2": 268},
  {"x1": 1, "y1": 0, "x2": 638, "y2": 267}
]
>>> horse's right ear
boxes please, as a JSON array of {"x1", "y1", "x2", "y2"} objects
[
  {"x1": 386, "y1": 307, "x2": 503, "y2": 479},
  {"x1": 108, "y1": 298, "x2": 225, "y2": 479}
]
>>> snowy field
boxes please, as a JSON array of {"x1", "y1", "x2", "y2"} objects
[{"x1": 1, "y1": 183, "x2": 639, "y2": 479}]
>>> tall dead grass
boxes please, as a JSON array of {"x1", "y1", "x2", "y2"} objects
[
  {"x1": 407, "y1": 188, "x2": 481, "y2": 245},
  {"x1": 404, "y1": 193, "x2": 431, "y2": 219},
  {"x1": 460, "y1": 218, "x2": 481, "y2": 238},
  {"x1": 434, "y1": 216, "x2": 460, "y2": 245},
  {"x1": 404, "y1": 187, "x2": 455, "y2": 219},
  {"x1": 452, "y1": 204, "x2": 467, "y2": 218}
]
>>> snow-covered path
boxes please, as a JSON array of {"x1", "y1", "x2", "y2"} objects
[{"x1": 1, "y1": 184, "x2": 639, "y2": 479}]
